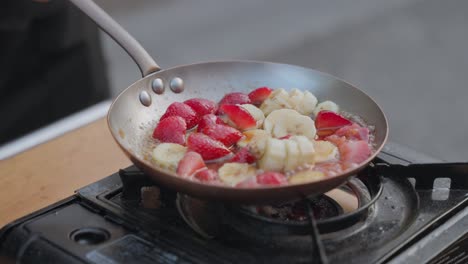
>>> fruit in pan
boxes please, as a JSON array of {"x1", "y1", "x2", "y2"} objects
[
  {"x1": 177, "y1": 151, "x2": 206, "y2": 177},
  {"x1": 313, "y1": 101, "x2": 339, "y2": 116},
  {"x1": 184, "y1": 98, "x2": 217, "y2": 116},
  {"x1": 202, "y1": 124, "x2": 243, "y2": 147},
  {"x1": 263, "y1": 109, "x2": 316, "y2": 139},
  {"x1": 152, "y1": 116, "x2": 187, "y2": 145},
  {"x1": 195, "y1": 169, "x2": 218, "y2": 182},
  {"x1": 218, "y1": 163, "x2": 256, "y2": 186},
  {"x1": 220, "y1": 104, "x2": 257, "y2": 130},
  {"x1": 258, "y1": 137, "x2": 287, "y2": 172},
  {"x1": 288, "y1": 170, "x2": 325, "y2": 184},
  {"x1": 217, "y1": 92, "x2": 251, "y2": 114},
  {"x1": 160, "y1": 102, "x2": 199, "y2": 129},
  {"x1": 240, "y1": 104, "x2": 265, "y2": 128},
  {"x1": 256, "y1": 171, "x2": 287, "y2": 185},
  {"x1": 313, "y1": 140, "x2": 339, "y2": 163},
  {"x1": 197, "y1": 114, "x2": 225, "y2": 132},
  {"x1": 248, "y1": 87, "x2": 273, "y2": 105},
  {"x1": 152, "y1": 143, "x2": 187, "y2": 171},
  {"x1": 315, "y1": 110, "x2": 352, "y2": 137},
  {"x1": 187, "y1": 133, "x2": 231, "y2": 160}
]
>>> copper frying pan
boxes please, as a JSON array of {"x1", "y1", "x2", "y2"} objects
[{"x1": 70, "y1": 0, "x2": 388, "y2": 204}]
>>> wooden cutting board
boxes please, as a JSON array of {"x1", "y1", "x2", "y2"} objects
[{"x1": 0, "y1": 118, "x2": 131, "y2": 227}]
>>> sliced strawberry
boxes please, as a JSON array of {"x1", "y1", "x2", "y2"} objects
[
  {"x1": 315, "y1": 111, "x2": 353, "y2": 137},
  {"x1": 195, "y1": 168, "x2": 218, "y2": 182},
  {"x1": 334, "y1": 123, "x2": 369, "y2": 142},
  {"x1": 160, "y1": 102, "x2": 199, "y2": 129},
  {"x1": 248, "y1": 87, "x2": 273, "y2": 105},
  {"x1": 339, "y1": 140, "x2": 371, "y2": 165},
  {"x1": 220, "y1": 104, "x2": 256, "y2": 130},
  {"x1": 217, "y1": 92, "x2": 251, "y2": 114},
  {"x1": 278, "y1": 135, "x2": 292, "y2": 140},
  {"x1": 187, "y1": 133, "x2": 231, "y2": 160},
  {"x1": 184, "y1": 98, "x2": 217, "y2": 116},
  {"x1": 197, "y1": 114, "x2": 225, "y2": 132},
  {"x1": 256, "y1": 172, "x2": 287, "y2": 185},
  {"x1": 235, "y1": 177, "x2": 259, "y2": 188},
  {"x1": 177, "y1": 151, "x2": 206, "y2": 177},
  {"x1": 230, "y1": 147, "x2": 256, "y2": 164},
  {"x1": 202, "y1": 124, "x2": 242, "y2": 147},
  {"x1": 152, "y1": 116, "x2": 186, "y2": 144}
]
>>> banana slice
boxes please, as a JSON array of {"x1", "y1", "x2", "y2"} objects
[
  {"x1": 289, "y1": 170, "x2": 325, "y2": 184},
  {"x1": 260, "y1": 88, "x2": 292, "y2": 115},
  {"x1": 313, "y1": 100, "x2": 339, "y2": 116},
  {"x1": 240, "y1": 104, "x2": 265, "y2": 128},
  {"x1": 258, "y1": 137, "x2": 286, "y2": 171},
  {"x1": 152, "y1": 143, "x2": 187, "y2": 171},
  {"x1": 291, "y1": 135, "x2": 315, "y2": 166},
  {"x1": 218, "y1": 163, "x2": 256, "y2": 186},
  {"x1": 301, "y1": 91, "x2": 318, "y2": 115},
  {"x1": 263, "y1": 109, "x2": 316, "y2": 139},
  {"x1": 313, "y1": 140, "x2": 338, "y2": 163},
  {"x1": 289, "y1": 89, "x2": 304, "y2": 113},
  {"x1": 284, "y1": 139, "x2": 301, "y2": 171},
  {"x1": 237, "y1": 129, "x2": 270, "y2": 148}
]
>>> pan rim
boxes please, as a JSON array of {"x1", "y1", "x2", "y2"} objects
[{"x1": 107, "y1": 59, "x2": 389, "y2": 192}]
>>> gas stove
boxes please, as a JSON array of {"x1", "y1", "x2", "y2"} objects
[{"x1": 1, "y1": 143, "x2": 467, "y2": 263}]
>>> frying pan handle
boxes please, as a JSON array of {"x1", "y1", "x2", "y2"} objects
[{"x1": 69, "y1": 0, "x2": 161, "y2": 77}]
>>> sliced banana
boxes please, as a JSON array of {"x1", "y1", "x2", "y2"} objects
[
  {"x1": 260, "y1": 88, "x2": 292, "y2": 115},
  {"x1": 301, "y1": 91, "x2": 318, "y2": 115},
  {"x1": 152, "y1": 143, "x2": 187, "y2": 172},
  {"x1": 289, "y1": 89, "x2": 304, "y2": 113},
  {"x1": 284, "y1": 139, "x2": 301, "y2": 171},
  {"x1": 313, "y1": 100, "x2": 339, "y2": 116},
  {"x1": 237, "y1": 129, "x2": 270, "y2": 148},
  {"x1": 289, "y1": 170, "x2": 325, "y2": 184},
  {"x1": 240, "y1": 104, "x2": 265, "y2": 128},
  {"x1": 313, "y1": 140, "x2": 339, "y2": 163},
  {"x1": 263, "y1": 109, "x2": 316, "y2": 139},
  {"x1": 258, "y1": 137, "x2": 286, "y2": 171},
  {"x1": 291, "y1": 135, "x2": 315, "y2": 166},
  {"x1": 218, "y1": 163, "x2": 256, "y2": 186}
]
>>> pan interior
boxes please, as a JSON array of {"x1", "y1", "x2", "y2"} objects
[{"x1": 107, "y1": 61, "x2": 388, "y2": 185}]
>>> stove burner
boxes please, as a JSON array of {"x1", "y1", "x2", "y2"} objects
[
  {"x1": 176, "y1": 169, "x2": 383, "y2": 239},
  {"x1": 252, "y1": 195, "x2": 343, "y2": 222}
]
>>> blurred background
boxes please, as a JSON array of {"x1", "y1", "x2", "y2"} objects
[
  {"x1": 94, "y1": 0, "x2": 468, "y2": 161},
  {"x1": 2, "y1": 0, "x2": 467, "y2": 162}
]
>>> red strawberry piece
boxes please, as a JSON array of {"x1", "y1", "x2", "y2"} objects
[
  {"x1": 152, "y1": 116, "x2": 186, "y2": 145},
  {"x1": 187, "y1": 133, "x2": 231, "y2": 160},
  {"x1": 315, "y1": 111, "x2": 353, "y2": 137},
  {"x1": 184, "y1": 98, "x2": 217, "y2": 116},
  {"x1": 160, "y1": 102, "x2": 199, "y2": 129},
  {"x1": 339, "y1": 140, "x2": 371, "y2": 165},
  {"x1": 219, "y1": 104, "x2": 256, "y2": 130},
  {"x1": 217, "y1": 92, "x2": 251, "y2": 114},
  {"x1": 278, "y1": 135, "x2": 292, "y2": 140},
  {"x1": 202, "y1": 124, "x2": 242, "y2": 147},
  {"x1": 197, "y1": 114, "x2": 225, "y2": 132},
  {"x1": 248, "y1": 87, "x2": 273, "y2": 105},
  {"x1": 334, "y1": 123, "x2": 370, "y2": 142},
  {"x1": 235, "y1": 177, "x2": 259, "y2": 188},
  {"x1": 230, "y1": 147, "x2": 256, "y2": 164},
  {"x1": 177, "y1": 151, "x2": 206, "y2": 177},
  {"x1": 195, "y1": 168, "x2": 218, "y2": 182},
  {"x1": 256, "y1": 172, "x2": 287, "y2": 185}
]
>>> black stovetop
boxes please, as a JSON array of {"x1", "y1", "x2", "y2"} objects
[{"x1": 1, "y1": 144, "x2": 468, "y2": 264}]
